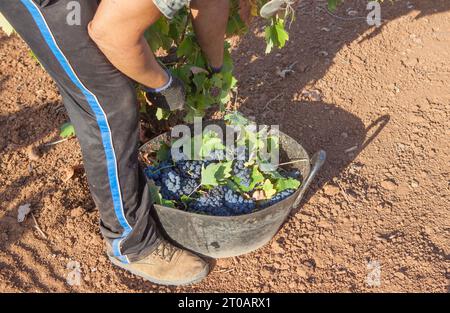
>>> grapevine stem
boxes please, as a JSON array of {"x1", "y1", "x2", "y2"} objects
[
  {"x1": 150, "y1": 164, "x2": 175, "y2": 175},
  {"x1": 178, "y1": 14, "x2": 191, "y2": 46},
  {"x1": 277, "y1": 158, "x2": 309, "y2": 166},
  {"x1": 44, "y1": 137, "x2": 71, "y2": 146},
  {"x1": 188, "y1": 184, "x2": 202, "y2": 197}
]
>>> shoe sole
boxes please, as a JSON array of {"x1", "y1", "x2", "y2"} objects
[{"x1": 108, "y1": 255, "x2": 210, "y2": 286}]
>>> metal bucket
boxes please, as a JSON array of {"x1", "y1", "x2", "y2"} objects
[{"x1": 139, "y1": 125, "x2": 325, "y2": 258}]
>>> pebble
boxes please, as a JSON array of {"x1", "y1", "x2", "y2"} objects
[
  {"x1": 410, "y1": 179, "x2": 419, "y2": 188},
  {"x1": 323, "y1": 184, "x2": 340, "y2": 196},
  {"x1": 380, "y1": 180, "x2": 397, "y2": 191},
  {"x1": 70, "y1": 206, "x2": 85, "y2": 218},
  {"x1": 271, "y1": 241, "x2": 285, "y2": 254}
]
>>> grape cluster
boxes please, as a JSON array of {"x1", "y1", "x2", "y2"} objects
[
  {"x1": 232, "y1": 160, "x2": 251, "y2": 188},
  {"x1": 176, "y1": 160, "x2": 202, "y2": 179},
  {"x1": 144, "y1": 157, "x2": 299, "y2": 217},
  {"x1": 145, "y1": 160, "x2": 200, "y2": 200},
  {"x1": 188, "y1": 186, "x2": 256, "y2": 216},
  {"x1": 144, "y1": 165, "x2": 161, "y2": 181},
  {"x1": 189, "y1": 186, "x2": 228, "y2": 216},
  {"x1": 259, "y1": 189, "x2": 296, "y2": 209},
  {"x1": 160, "y1": 171, "x2": 182, "y2": 200},
  {"x1": 224, "y1": 187, "x2": 255, "y2": 215},
  {"x1": 181, "y1": 177, "x2": 198, "y2": 196}
]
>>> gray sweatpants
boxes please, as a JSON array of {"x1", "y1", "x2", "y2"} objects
[{"x1": 0, "y1": 0, "x2": 162, "y2": 263}]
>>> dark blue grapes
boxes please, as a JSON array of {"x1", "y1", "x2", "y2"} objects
[
  {"x1": 188, "y1": 186, "x2": 256, "y2": 216},
  {"x1": 189, "y1": 186, "x2": 228, "y2": 216},
  {"x1": 160, "y1": 171, "x2": 182, "y2": 200},
  {"x1": 176, "y1": 160, "x2": 202, "y2": 179},
  {"x1": 144, "y1": 165, "x2": 161, "y2": 181},
  {"x1": 145, "y1": 160, "x2": 200, "y2": 199},
  {"x1": 232, "y1": 160, "x2": 251, "y2": 188},
  {"x1": 180, "y1": 177, "x2": 199, "y2": 196},
  {"x1": 144, "y1": 157, "x2": 299, "y2": 217},
  {"x1": 224, "y1": 188, "x2": 255, "y2": 215},
  {"x1": 259, "y1": 189, "x2": 295, "y2": 209}
]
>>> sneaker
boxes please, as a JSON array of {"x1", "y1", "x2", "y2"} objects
[{"x1": 107, "y1": 239, "x2": 210, "y2": 286}]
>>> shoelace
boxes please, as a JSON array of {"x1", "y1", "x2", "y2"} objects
[{"x1": 154, "y1": 241, "x2": 178, "y2": 262}]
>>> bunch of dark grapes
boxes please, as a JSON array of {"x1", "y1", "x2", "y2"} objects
[
  {"x1": 160, "y1": 170, "x2": 182, "y2": 200},
  {"x1": 144, "y1": 165, "x2": 161, "y2": 182},
  {"x1": 144, "y1": 160, "x2": 172, "y2": 184},
  {"x1": 176, "y1": 160, "x2": 202, "y2": 179},
  {"x1": 180, "y1": 177, "x2": 199, "y2": 196},
  {"x1": 232, "y1": 160, "x2": 251, "y2": 188},
  {"x1": 224, "y1": 187, "x2": 255, "y2": 215},
  {"x1": 259, "y1": 189, "x2": 295, "y2": 209},
  {"x1": 188, "y1": 186, "x2": 256, "y2": 216},
  {"x1": 189, "y1": 186, "x2": 229, "y2": 216}
]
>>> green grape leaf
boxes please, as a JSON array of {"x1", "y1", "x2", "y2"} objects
[
  {"x1": 267, "y1": 170, "x2": 285, "y2": 179},
  {"x1": 60, "y1": 122, "x2": 76, "y2": 139},
  {"x1": 262, "y1": 179, "x2": 277, "y2": 199},
  {"x1": 177, "y1": 35, "x2": 195, "y2": 58},
  {"x1": 199, "y1": 131, "x2": 225, "y2": 158},
  {"x1": 156, "y1": 142, "x2": 171, "y2": 162},
  {"x1": 156, "y1": 107, "x2": 170, "y2": 120},
  {"x1": 201, "y1": 162, "x2": 232, "y2": 186},
  {"x1": 149, "y1": 183, "x2": 175, "y2": 208},
  {"x1": 264, "y1": 25, "x2": 275, "y2": 54},
  {"x1": 274, "y1": 19, "x2": 289, "y2": 48},
  {"x1": 201, "y1": 163, "x2": 220, "y2": 186},
  {"x1": 328, "y1": 0, "x2": 342, "y2": 12},
  {"x1": 180, "y1": 194, "x2": 194, "y2": 204},
  {"x1": 224, "y1": 111, "x2": 249, "y2": 127},
  {"x1": 275, "y1": 177, "x2": 301, "y2": 192},
  {"x1": 251, "y1": 165, "x2": 265, "y2": 186},
  {"x1": 226, "y1": 179, "x2": 241, "y2": 193},
  {"x1": 192, "y1": 73, "x2": 207, "y2": 91}
]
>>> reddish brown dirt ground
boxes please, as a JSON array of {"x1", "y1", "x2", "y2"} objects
[{"x1": 0, "y1": 0, "x2": 449, "y2": 292}]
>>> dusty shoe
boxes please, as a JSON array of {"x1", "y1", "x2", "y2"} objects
[{"x1": 107, "y1": 240, "x2": 210, "y2": 286}]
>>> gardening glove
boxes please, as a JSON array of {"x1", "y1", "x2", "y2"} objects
[{"x1": 144, "y1": 71, "x2": 186, "y2": 111}]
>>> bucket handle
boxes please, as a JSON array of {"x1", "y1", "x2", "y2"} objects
[{"x1": 293, "y1": 150, "x2": 326, "y2": 207}]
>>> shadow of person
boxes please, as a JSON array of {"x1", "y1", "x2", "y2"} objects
[
  {"x1": 230, "y1": 0, "x2": 445, "y2": 212},
  {"x1": 0, "y1": 100, "x2": 66, "y2": 155}
]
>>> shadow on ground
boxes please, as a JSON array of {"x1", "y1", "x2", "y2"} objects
[{"x1": 0, "y1": 0, "x2": 449, "y2": 291}]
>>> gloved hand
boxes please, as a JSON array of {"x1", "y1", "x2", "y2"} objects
[{"x1": 144, "y1": 73, "x2": 186, "y2": 111}]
